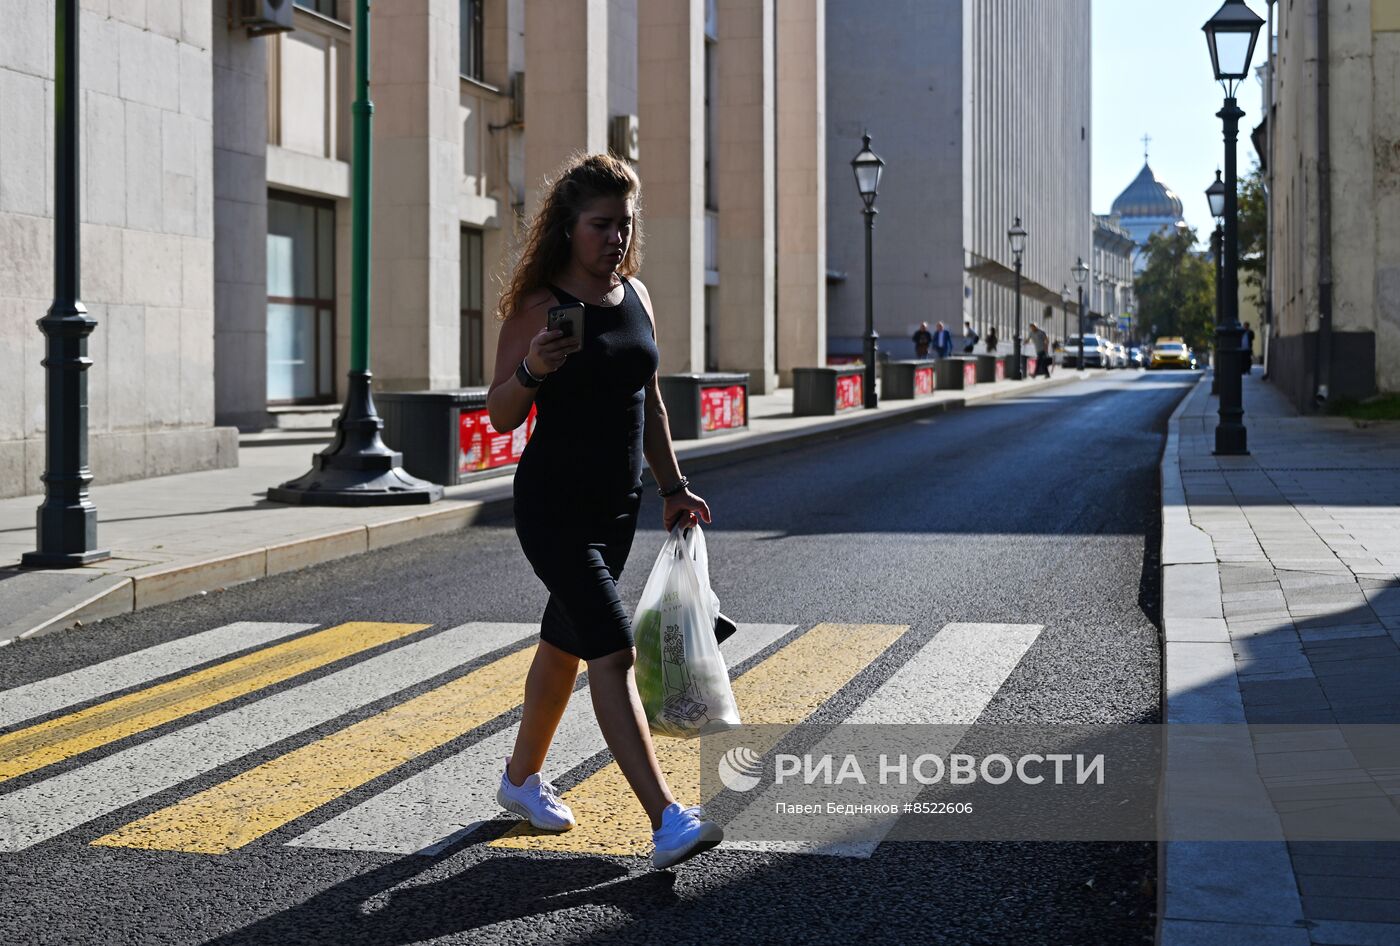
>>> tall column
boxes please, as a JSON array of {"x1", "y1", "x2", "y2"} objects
[
  {"x1": 638, "y1": 0, "x2": 704, "y2": 373},
  {"x1": 524, "y1": 0, "x2": 609, "y2": 216},
  {"x1": 715, "y1": 0, "x2": 777, "y2": 393},
  {"x1": 212, "y1": 1, "x2": 269, "y2": 429},
  {"x1": 775, "y1": 0, "x2": 825, "y2": 384},
  {"x1": 369, "y1": 0, "x2": 461, "y2": 392}
]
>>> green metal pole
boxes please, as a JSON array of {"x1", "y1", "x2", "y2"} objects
[
  {"x1": 351, "y1": 0, "x2": 371, "y2": 375},
  {"x1": 267, "y1": 0, "x2": 441, "y2": 506}
]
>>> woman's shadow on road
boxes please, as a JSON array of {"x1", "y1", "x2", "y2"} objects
[{"x1": 201, "y1": 831, "x2": 685, "y2": 946}]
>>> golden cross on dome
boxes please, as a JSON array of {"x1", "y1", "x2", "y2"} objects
[{"x1": 1142, "y1": 133, "x2": 1152, "y2": 162}]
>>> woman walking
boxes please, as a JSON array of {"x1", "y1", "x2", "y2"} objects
[{"x1": 485, "y1": 153, "x2": 724, "y2": 870}]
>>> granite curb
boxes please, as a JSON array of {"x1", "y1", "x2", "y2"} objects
[
  {"x1": 1156, "y1": 373, "x2": 1309, "y2": 946},
  {"x1": 2, "y1": 369, "x2": 1093, "y2": 647}
]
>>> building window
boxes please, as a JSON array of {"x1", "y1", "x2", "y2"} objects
[
  {"x1": 267, "y1": 192, "x2": 337, "y2": 404},
  {"x1": 461, "y1": 228, "x2": 484, "y2": 386},
  {"x1": 294, "y1": 0, "x2": 343, "y2": 22},
  {"x1": 704, "y1": 29, "x2": 717, "y2": 211},
  {"x1": 460, "y1": 0, "x2": 484, "y2": 81}
]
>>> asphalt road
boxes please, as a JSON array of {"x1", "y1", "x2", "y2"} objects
[{"x1": 0, "y1": 370, "x2": 1197, "y2": 946}]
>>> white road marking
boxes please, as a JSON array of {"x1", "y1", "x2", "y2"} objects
[
  {"x1": 0, "y1": 623, "x2": 537, "y2": 852},
  {"x1": 288, "y1": 624, "x2": 798, "y2": 855},
  {"x1": 0, "y1": 622, "x2": 317, "y2": 731},
  {"x1": 720, "y1": 622, "x2": 1043, "y2": 858}
]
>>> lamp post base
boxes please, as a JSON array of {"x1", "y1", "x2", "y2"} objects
[
  {"x1": 1213, "y1": 329, "x2": 1250, "y2": 457},
  {"x1": 21, "y1": 547, "x2": 111, "y2": 569},
  {"x1": 268, "y1": 371, "x2": 442, "y2": 507},
  {"x1": 1214, "y1": 424, "x2": 1249, "y2": 456}
]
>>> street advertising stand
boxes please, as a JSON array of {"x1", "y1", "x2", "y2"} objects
[
  {"x1": 658, "y1": 373, "x2": 750, "y2": 440},
  {"x1": 934, "y1": 357, "x2": 979, "y2": 391},
  {"x1": 881, "y1": 360, "x2": 938, "y2": 400},
  {"x1": 377, "y1": 389, "x2": 537, "y2": 486},
  {"x1": 793, "y1": 365, "x2": 865, "y2": 416},
  {"x1": 975, "y1": 354, "x2": 1005, "y2": 384}
]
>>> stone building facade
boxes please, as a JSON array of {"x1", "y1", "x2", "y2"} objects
[
  {"x1": 824, "y1": 0, "x2": 1092, "y2": 360},
  {"x1": 0, "y1": 0, "x2": 831, "y2": 499},
  {"x1": 1, "y1": 1, "x2": 234, "y2": 500},
  {"x1": 1267, "y1": 0, "x2": 1400, "y2": 409}
]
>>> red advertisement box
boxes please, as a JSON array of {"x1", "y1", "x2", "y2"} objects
[
  {"x1": 996, "y1": 360, "x2": 1005, "y2": 382},
  {"x1": 834, "y1": 373, "x2": 863, "y2": 411},
  {"x1": 459, "y1": 404, "x2": 537, "y2": 474},
  {"x1": 914, "y1": 366, "x2": 935, "y2": 396},
  {"x1": 1025, "y1": 356, "x2": 1038, "y2": 377},
  {"x1": 963, "y1": 362, "x2": 978, "y2": 387},
  {"x1": 700, "y1": 384, "x2": 747, "y2": 432}
]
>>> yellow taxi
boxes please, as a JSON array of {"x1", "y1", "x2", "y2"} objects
[{"x1": 1149, "y1": 337, "x2": 1196, "y2": 370}]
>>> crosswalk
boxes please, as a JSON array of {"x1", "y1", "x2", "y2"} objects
[{"x1": 0, "y1": 617, "x2": 1044, "y2": 860}]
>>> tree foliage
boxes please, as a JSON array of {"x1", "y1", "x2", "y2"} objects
[
  {"x1": 1133, "y1": 225, "x2": 1216, "y2": 352},
  {"x1": 1237, "y1": 158, "x2": 1268, "y2": 308}
]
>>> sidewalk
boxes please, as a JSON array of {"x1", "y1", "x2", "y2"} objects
[
  {"x1": 1159, "y1": 371, "x2": 1400, "y2": 946},
  {"x1": 0, "y1": 367, "x2": 1096, "y2": 646}
]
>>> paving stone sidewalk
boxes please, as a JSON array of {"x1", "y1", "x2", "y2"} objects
[{"x1": 1166, "y1": 371, "x2": 1400, "y2": 946}]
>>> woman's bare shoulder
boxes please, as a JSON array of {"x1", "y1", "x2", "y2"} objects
[
  {"x1": 518, "y1": 287, "x2": 556, "y2": 318},
  {"x1": 627, "y1": 276, "x2": 653, "y2": 310}
]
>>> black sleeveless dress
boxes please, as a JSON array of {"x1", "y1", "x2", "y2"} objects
[{"x1": 512, "y1": 276, "x2": 661, "y2": 660}]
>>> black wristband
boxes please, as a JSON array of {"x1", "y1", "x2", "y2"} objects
[
  {"x1": 658, "y1": 475, "x2": 690, "y2": 498},
  {"x1": 515, "y1": 360, "x2": 544, "y2": 388}
]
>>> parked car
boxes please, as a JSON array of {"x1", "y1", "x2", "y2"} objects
[
  {"x1": 1110, "y1": 343, "x2": 1128, "y2": 369},
  {"x1": 1128, "y1": 347, "x2": 1145, "y2": 368},
  {"x1": 1149, "y1": 337, "x2": 1195, "y2": 370},
  {"x1": 1062, "y1": 334, "x2": 1112, "y2": 369}
]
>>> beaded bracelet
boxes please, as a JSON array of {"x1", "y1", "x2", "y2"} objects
[{"x1": 657, "y1": 475, "x2": 690, "y2": 498}]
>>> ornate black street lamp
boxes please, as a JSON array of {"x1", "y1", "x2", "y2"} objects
[
  {"x1": 851, "y1": 132, "x2": 884, "y2": 410},
  {"x1": 1073, "y1": 257, "x2": 1089, "y2": 371},
  {"x1": 23, "y1": 0, "x2": 110, "y2": 567},
  {"x1": 1203, "y1": 0, "x2": 1263, "y2": 455},
  {"x1": 270, "y1": 0, "x2": 442, "y2": 504},
  {"x1": 1207, "y1": 170, "x2": 1226, "y2": 392},
  {"x1": 1008, "y1": 218, "x2": 1027, "y2": 380}
]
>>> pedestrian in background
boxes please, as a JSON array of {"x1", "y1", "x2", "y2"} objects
[
  {"x1": 1242, "y1": 322, "x2": 1255, "y2": 374},
  {"x1": 485, "y1": 152, "x2": 723, "y2": 870},
  {"x1": 912, "y1": 321, "x2": 933, "y2": 359},
  {"x1": 962, "y1": 321, "x2": 980, "y2": 354},
  {"x1": 985, "y1": 326, "x2": 999, "y2": 354},
  {"x1": 933, "y1": 321, "x2": 954, "y2": 359},
  {"x1": 1028, "y1": 322, "x2": 1051, "y2": 377}
]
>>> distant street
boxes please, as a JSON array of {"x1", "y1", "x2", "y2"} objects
[{"x1": 0, "y1": 371, "x2": 1196, "y2": 946}]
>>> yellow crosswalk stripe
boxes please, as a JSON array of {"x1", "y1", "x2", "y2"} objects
[
  {"x1": 490, "y1": 622, "x2": 907, "y2": 857},
  {"x1": 92, "y1": 645, "x2": 539, "y2": 854},
  {"x1": 0, "y1": 622, "x2": 429, "y2": 784}
]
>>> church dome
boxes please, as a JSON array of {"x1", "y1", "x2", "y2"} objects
[{"x1": 1111, "y1": 163, "x2": 1184, "y2": 220}]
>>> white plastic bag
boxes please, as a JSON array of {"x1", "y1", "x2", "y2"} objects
[{"x1": 631, "y1": 524, "x2": 740, "y2": 739}]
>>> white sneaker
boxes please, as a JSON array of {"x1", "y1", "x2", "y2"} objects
[
  {"x1": 496, "y1": 757, "x2": 575, "y2": 832},
  {"x1": 651, "y1": 802, "x2": 724, "y2": 869}
]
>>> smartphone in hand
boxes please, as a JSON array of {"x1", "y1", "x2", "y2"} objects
[{"x1": 547, "y1": 303, "x2": 586, "y2": 346}]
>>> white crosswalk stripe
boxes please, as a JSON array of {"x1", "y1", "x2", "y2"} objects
[
  {"x1": 0, "y1": 622, "x2": 536, "y2": 853},
  {"x1": 0, "y1": 617, "x2": 1050, "y2": 861},
  {"x1": 0, "y1": 622, "x2": 316, "y2": 731},
  {"x1": 288, "y1": 624, "x2": 798, "y2": 855},
  {"x1": 719, "y1": 622, "x2": 1043, "y2": 857}
]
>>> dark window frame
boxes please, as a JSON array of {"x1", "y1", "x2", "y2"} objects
[
  {"x1": 293, "y1": 0, "x2": 345, "y2": 23},
  {"x1": 460, "y1": 0, "x2": 484, "y2": 81},
  {"x1": 267, "y1": 189, "x2": 338, "y2": 406},
  {"x1": 460, "y1": 227, "x2": 485, "y2": 387}
]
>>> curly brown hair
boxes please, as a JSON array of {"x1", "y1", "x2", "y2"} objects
[{"x1": 496, "y1": 152, "x2": 644, "y2": 321}]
